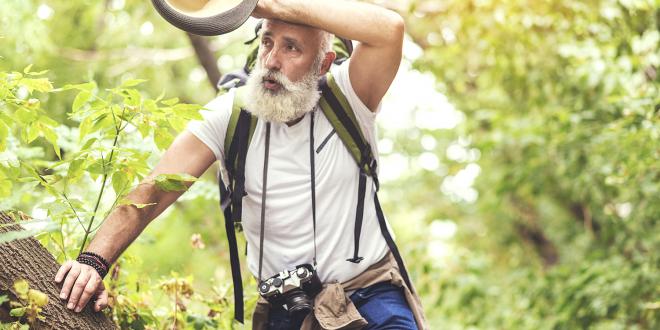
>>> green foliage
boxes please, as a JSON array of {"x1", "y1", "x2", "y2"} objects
[
  {"x1": 395, "y1": 0, "x2": 659, "y2": 328},
  {"x1": 4, "y1": 279, "x2": 49, "y2": 326},
  {"x1": 1, "y1": 0, "x2": 658, "y2": 329}
]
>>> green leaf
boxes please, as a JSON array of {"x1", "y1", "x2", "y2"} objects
[
  {"x1": 21, "y1": 77, "x2": 53, "y2": 93},
  {"x1": 161, "y1": 97, "x2": 179, "y2": 106},
  {"x1": 137, "y1": 120, "x2": 151, "y2": 139},
  {"x1": 23, "y1": 64, "x2": 33, "y2": 74},
  {"x1": 91, "y1": 113, "x2": 112, "y2": 133},
  {"x1": 10, "y1": 307, "x2": 26, "y2": 317},
  {"x1": 72, "y1": 90, "x2": 91, "y2": 112},
  {"x1": 118, "y1": 198, "x2": 157, "y2": 209},
  {"x1": 153, "y1": 173, "x2": 198, "y2": 192},
  {"x1": 121, "y1": 89, "x2": 142, "y2": 107},
  {"x1": 38, "y1": 115, "x2": 59, "y2": 127},
  {"x1": 26, "y1": 122, "x2": 40, "y2": 143},
  {"x1": 41, "y1": 125, "x2": 61, "y2": 159},
  {"x1": 81, "y1": 137, "x2": 98, "y2": 151},
  {"x1": 121, "y1": 79, "x2": 147, "y2": 88},
  {"x1": 13, "y1": 279, "x2": 29, "y2": 297},
  {"x1": 78, "y1": 116, "x2": 93, "y2": 142},
  {"x1": 172, "y1": 103, "x2": 203, "y2": 120},
  {"x1": 112, "y1": 170, "x2": 129, "y2": 195},
  {"x1": 15, "y1": 107, "x2": 38, "y2": 124},
  {"x1": 154, "y1": 128, "x2": 174, "y2": 150},
  {"x1": 87, "y1": 158, "x2": 112, "y2": 175},
  {"x1": 67, "y1": 158, "x2": 85, "y2": 182},
  {"x1": 167, "y1": 117, "x2": 185, "y2": 132},
  {"x1": 0, "y1": 294, "x2": 8, "y2": 305}
]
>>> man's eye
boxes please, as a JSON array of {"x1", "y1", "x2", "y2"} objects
[{"x1": 287, "y1": 44, "x2": 298, "y2": 52}]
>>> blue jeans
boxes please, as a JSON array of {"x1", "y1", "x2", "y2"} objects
[{"x1": 266, "y1": 282, "x2": 417, "y2": 329}]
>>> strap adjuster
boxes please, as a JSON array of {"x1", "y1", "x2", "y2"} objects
[{"x1": 346, "y1": 256, "x2": 364, "y2": 263}]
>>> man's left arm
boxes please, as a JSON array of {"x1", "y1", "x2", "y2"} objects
[{"x1": 254, "y1": 0, "x2": 405, "y2": 112}]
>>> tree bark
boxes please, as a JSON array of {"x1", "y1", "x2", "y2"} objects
[{"x1": 0, "y1": 212, "x2": 116, "y2": 329}]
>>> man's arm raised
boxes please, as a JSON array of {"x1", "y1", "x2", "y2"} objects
[
  {"x1": 54, "y1": 131, "x2": 217, "y2": 313},
  {"x1": 253, "y1": 0, "x2": 405, "y2": 111}
]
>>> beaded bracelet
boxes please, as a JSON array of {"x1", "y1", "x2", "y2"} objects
[
  {"x1": 76, "y1": 252, "x2": 111, "y2": 279},
  {"x1": 80, "y1": 251, "x2": 111, "y2": 270}
]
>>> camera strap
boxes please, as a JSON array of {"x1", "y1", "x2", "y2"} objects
[
  {"x1": 257, "y1": 111, "x2": 319, "y2": 281},
  {"x1": 309, "y1": 111, "x2": 318, "y2": 266},
  {"x1": 257, "y1": 122, "x2": 271, "y2": 282}
]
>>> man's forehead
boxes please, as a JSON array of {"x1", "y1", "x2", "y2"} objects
[{"x1": 262, "y1": 19, "x2": 322, "y2": 42}]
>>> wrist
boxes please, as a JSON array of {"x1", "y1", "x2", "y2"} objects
[{"x1": 77, "y1": 251, "x2": 111, "y2": 279}]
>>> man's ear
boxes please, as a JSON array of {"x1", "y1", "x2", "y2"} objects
[{"x1": 320, "y1": 52, "x2": 337, "y2": 75}]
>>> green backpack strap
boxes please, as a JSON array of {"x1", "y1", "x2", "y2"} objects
[
  {"x1": 225, "y1": 87, "x2": 258, "y2": 181},
  {"x1": 318, "y1": 72, "x2": 411, "y2": 290},
  {"x1": 219, "y1": 86, "x2": 257, "y2": 324},
  {"x1": 318, "y1": 72, "x2": 379, "y2": 187}
]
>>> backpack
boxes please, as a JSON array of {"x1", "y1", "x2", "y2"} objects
[{"x1": 216, "y1": 31, "x2": 411, "y2": 323}]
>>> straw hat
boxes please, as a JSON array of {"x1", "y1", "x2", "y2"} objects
[{"x1": 151, "y1": 0, "x2": 259, "y2": 36}]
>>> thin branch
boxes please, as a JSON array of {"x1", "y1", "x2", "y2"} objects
[
  {"x1": 78, "y1": 134, "x2": 119, "y2": 254},
  {"x1": 62, "y1": 193, "x2": 86, "y2": 230}
]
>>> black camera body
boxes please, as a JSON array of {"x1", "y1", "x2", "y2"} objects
[{"x1": 258, "y1": 263, "x2": 322, "y2": 317}]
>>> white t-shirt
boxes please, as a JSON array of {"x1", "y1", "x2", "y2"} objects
[{"x1": 186, "y1": 60, "x2": 390, "y2": 284}]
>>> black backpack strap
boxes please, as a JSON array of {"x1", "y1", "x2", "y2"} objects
[
  {"x1": 218, "y1": 174, "x2": 244, "y2": 323},
  {"x1": 220, "y1": 87, "x2": 257, "y2": 324},
  {"x1": 374, "y1": 193, "x2": 413, "y2": 291},
  {"x1": 224, "y1": 109, "x2": 253, "y2": 323}
]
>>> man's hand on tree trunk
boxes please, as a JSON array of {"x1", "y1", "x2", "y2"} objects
[{"x1": 54, "y1": 260, "x2": 109, "y2": 313}]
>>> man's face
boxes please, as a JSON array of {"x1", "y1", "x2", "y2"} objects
[
  {"x1": 257, "y1": 19, "x2": 324, "y2": 91},
  {"x1": 243, "y1": 20, "x2": 333, "y2": 123}
]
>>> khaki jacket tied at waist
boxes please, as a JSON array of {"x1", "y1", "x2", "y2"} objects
[{"x1": 252, "y1": 252, "x2": 429, "y2": 329}]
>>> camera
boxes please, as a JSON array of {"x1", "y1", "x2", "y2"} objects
[{"x1": 258, "y1": 263, "x2": 322, "y2": 318}]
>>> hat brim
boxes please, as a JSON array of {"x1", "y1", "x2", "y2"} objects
[{"x1": 151, "y1": 0, "x2": 259, "y2": 36}]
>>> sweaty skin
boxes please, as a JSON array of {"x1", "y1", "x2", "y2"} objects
[{"x1": 54, "y1": 0, "x2": 404, "y2": 313}]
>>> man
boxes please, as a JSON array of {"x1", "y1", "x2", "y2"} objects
[{"x1": 55, "y1": 0, "x2": 426, "y2": 328}]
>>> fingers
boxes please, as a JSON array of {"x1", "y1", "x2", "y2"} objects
[
  {"x1": 54, "y1": 260, "x2": 74, "y2": 283},
  {"x1": 66, "y1": 269, "x2": 90, "y2": 310},
  {"x1": 59, "y1": 262, "x2": 81, "y2": 300},
  {"x1": 94, "y1": 286, "x2": 109, "y2": 312},
  {"x1": 75, "y1": 273, "x2": 102, "y2": 312},
  {"x1": 56, "y1": 260, "x2": 108, "y2": 313}
]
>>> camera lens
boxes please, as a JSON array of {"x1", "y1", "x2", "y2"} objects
[{"x1": 286, "y1": 290, "x2": 313, "y2": 317}]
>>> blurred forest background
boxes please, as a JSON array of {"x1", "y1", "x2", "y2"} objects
[{"x1": 0, "y1": 0, "x2": 658, "y2": 329}]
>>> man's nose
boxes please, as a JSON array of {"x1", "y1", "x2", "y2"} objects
[{"x1": 264, "y1": 48, "x2": 281, "y2": 71}]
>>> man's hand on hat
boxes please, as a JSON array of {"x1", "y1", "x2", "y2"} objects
[{"x1": 252, "y1": 0, "x2": 276, "y2": 20}]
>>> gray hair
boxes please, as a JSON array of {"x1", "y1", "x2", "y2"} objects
[{"x1": 319, "y1": 31, "x2": 334, "y2": 53}]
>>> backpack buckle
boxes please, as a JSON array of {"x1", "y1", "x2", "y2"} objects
[{"x1": 346, "y1": 256, "x2": 364, "y2": 263}]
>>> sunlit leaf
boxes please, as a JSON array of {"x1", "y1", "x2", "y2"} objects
[
  {"x1": 72, "y1": 90, "x2": 91, "y2": 112},
  {"x1": 153, "y1": 173, "x2": 198, "y2": 192}
]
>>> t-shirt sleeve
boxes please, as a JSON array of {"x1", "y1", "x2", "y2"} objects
[
  {"x1": 185, "y1": 89, "x2": 235, "y2": 164},
  {"x1": 329, "y1": 59, "x2": 381, "y2": 158}
]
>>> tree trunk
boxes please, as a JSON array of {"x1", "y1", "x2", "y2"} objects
[
  {"x1": 186, "y1": 32, "x2": 222, "y2": 91},
  {"x1": 0, "y1": 212, "x2": 116, "y2": 329}
]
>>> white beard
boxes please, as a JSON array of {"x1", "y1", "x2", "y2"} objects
[{"x1": 244, "y1": 58, "x2": 322, "y2": 123}]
